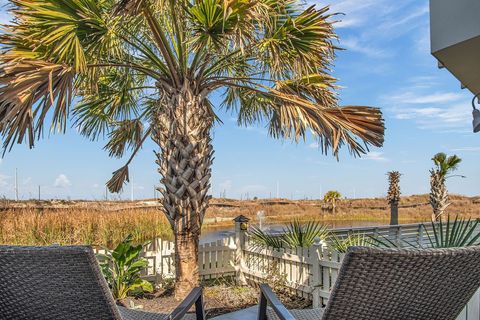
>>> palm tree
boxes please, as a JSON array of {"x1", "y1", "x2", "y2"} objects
[
  {"x1": 324, "y1": 190, "x2": 342, "y2": 213},
  {"x1": 429, "y1": 153, "x2": 462, "y2": 221},
  {"x1": 0, "y1": 0, "x2": 384, "y2": 297},
  {"x1": 387, "y1": 171, "x2": 401, "y2": 225}
]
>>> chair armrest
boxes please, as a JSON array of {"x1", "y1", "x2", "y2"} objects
[
  {"x1": 257, "y1": 284, "x2": 295, "y2": 320},
  {"x1": 168, "y1": 287, "x2": 205, "y2": 320}
]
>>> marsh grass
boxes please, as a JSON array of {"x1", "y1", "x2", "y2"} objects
[{"x1": 0, "y1": 208, "x2": 172, "y2": 248}]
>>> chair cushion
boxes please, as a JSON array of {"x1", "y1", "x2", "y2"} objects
[
  {"x1": 118, "y1": 306, "x2": 197, "y2": 320},
  {"x1": 267, "y1": 307, "x2": 324, "y2": 320}
]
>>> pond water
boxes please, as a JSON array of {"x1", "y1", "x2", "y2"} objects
[{"x1": 200, "y1": 219, "x2": 428, "y2": 244}]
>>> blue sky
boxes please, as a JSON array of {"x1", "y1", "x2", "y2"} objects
[{"x1": 0, "y1": 0, "x2": 479, "y2": 200}]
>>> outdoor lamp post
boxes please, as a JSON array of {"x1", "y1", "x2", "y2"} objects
[{"x1": 472, "y1": 93, "x2": 480, "y2": 133}]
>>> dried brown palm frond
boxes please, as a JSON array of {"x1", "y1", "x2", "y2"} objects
[
  {"x1": 264, "y1": 88, "x2": 384, "y2": 156},
  {"x1": 0, "y1": 58, "x2": 74, "y2": 150},
  {"x1": 107, "y1": 165, "x2": 130, "y2": 193}
]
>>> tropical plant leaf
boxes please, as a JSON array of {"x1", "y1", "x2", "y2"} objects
[
  {"x1": 328, "y1": 233, "x2": 373, "y2": 253},
  {"x1": 0, "y1": 59, "x2": 74, "y2": 150},
  {"x1": 249, "y1": 226, "x2": 284, "y2": 249},
  {"x1": 98, "y1": 234, "x2": 152, "y2": 300}
]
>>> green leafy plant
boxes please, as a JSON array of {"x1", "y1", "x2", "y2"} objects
[
  {"x1": 282, "y1": 220, "x2": 330, "y2": 247},
  {"x1": 369, "y1": 215, "x2": 480, "y2": 249},
  {"x1": 249, "y1": 226, "x2": 284, "y2": 249},
  {"x1": 426, "y1": 215, "x2": 480, "y2": 248},
  {"x1": 98, "y1": 234, "x2": 153, "y2": 300},
  {"x1": 328, "y1": 233, "x2": 372, "y2": 253},
  {"x1": 249, "y1": 220, "x2": 330, "y2": 249}
]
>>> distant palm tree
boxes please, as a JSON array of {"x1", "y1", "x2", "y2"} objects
[
  {"x1": 0, "y1": 0, "x2": 384, "y2": 297},
  {"x1": 324, "y1": 190, "x2": 342, "y2": 213},
  {"x1": 429, "y1": 153, "x2": 462, "y2": 221},
  {"x1": 387, "y1": 171, "x2": 401, "y2": 225}
]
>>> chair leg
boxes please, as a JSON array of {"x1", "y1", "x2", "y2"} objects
[
  {"x1": 195, "y1": 293, "x2": 206, "y2": 320},
  {"x1": 258, "y1": 291, "x2": 268, "y2": 320}
]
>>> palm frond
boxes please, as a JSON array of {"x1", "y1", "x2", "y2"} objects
[
  {"x1": 328, "y1": 233, "x2": 372, "y2": 253},
  {"x1": 249, "y1": 220, "x2": 330, "y2": 249},
  {"x1": 426, "y1": 215, "x2": 480, "y2": 248},
  {"x1": 282, "y1": 220, "x2": 330, "y2": 247},
  {"x1": 104, "y1": 119, "x2": 145, "y2": 158},
  {"x1": 0, "y1": 59, "x2": 74, "y2": 150},
  {"x1": 113, "y1": 0, "x2": 146, "y2": 16},
  {"x1": 107, "y1": 165, "x2": 130, "y2": 193},
  {"x1": 249, "y1": 226, "x2": 284, "y2": 249}
]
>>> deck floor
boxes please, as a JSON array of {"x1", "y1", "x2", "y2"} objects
[{"x1": 211, "y1": 306, "x2": 258, "y2": 320}]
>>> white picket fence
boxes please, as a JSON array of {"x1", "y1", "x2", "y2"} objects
[{"x1": 97, "y1": 221, "x2": 480, "y2": 320}]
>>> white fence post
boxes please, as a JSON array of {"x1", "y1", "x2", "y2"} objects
[
  {"x1": 234, "y1": 215, "x2": 249, "y2": 285},
  {"x1": 311, "y1": 238, "x2": 322, "y2": 308}
]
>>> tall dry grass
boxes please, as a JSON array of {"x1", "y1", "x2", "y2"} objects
[
  {"x1": 0, "y1": 208, "x2": 172, "y2": 248},
  {"x1": 1, "y1": 194, "x2": 478, "y2": 247}
]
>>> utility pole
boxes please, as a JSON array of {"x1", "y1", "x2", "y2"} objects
[
  {"x1": 38, "y1": 185, "x2": 41, "y2": 201},
  {"x1": 14, "y1": 168, "x2": 18, "y2": 201},
  {"x1": 105, "y1": 186, "x2": 108, "y2": 201}
]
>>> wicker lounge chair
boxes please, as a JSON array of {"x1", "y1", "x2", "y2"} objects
[
  {"x1": 258, "y1": 246, "x2": 480, "y2": 320},
  {"x1": 0, "y1": 245, "x2": 205, "y2": 320}
]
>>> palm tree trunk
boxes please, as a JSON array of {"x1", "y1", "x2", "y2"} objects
[
  {"x1": 390, "y1": 203, "x2": 398, "y2": 225},
  {"x1": 152, "y1": 81, "x2": 213, "y2": 299},
  {"x1": 429, "y1": 170, "x2": 449, "y2": 222}
]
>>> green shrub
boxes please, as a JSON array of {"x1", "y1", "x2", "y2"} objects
[
  {"x1": 249, "y1": 220, "x2": 329, "y2": 249},
  {"x1": 328, "y1": 233, "x2": 372, "y2": 253},
  {"x1": 98, "y1": 234, "x2": 153, "y2": 300}
]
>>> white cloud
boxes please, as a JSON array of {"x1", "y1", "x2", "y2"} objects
[
  {"x1": 340, "y1": 37, "x2": 390, "y2": 58},
  {"x1": 451, "y1": 147, "x2": 480, "y2": 152},
  {"x1": 362, "y1": 152, "x2": 388, "y2": 162},
  {"x1": 375, "y1": 4, "x2": 429, "y2": 32},
  {"x1": 323, "y1": 0, "x2": 390, "y2": 29},
  {"x1": 392, "y1": 103, "x2": 471, "y2": 130},
  {"x1": 389, "y1": 92, "x2": 464, "y2": 105},
  {"x1": 54, "y1": 174, "x2": 71, "y2": 188}
]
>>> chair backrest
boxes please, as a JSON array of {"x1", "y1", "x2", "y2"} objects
[
  {"x1": 0, "y1": 245, "x2": 122, "y2": 320},
  {"x1": 322, "y1": 246, "x2": 480, "y2": 320}
]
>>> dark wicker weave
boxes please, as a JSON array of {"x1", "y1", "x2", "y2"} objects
[
  {"x1": 259, "y1": 245, "x2": 480, "y2": 320},
  {"x1": 0, "y1": 245, "x2": 202, "y2": 320}
]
